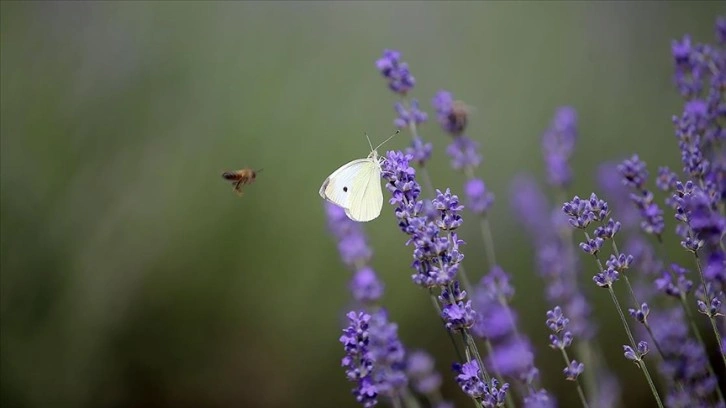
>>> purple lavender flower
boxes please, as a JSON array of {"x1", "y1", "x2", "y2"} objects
[
  {"x1": 671, "y1": 34, "x2": 704, "y2": 97},
  {"x1": 454, "y1": 360, "x2": 509, "y2": 407},
  {"x1": 594, "y1": 218, "x2": 621, "y2": 240},
  {"x1": 649, "y1": 306, "x2": 718, "y2": 405},
  {"x1": 325, "y1": 202, "x2": 373, "y2": 268},
  {"x1": 579, "y1": 237, "x2": 604, "y2": 255},
  {"x1": 563, "y1": 361, "x2": 585, "y2": 381},
  {"x1": 695, "y1": 282, "x2": 724, "y2": 318},
  {"x1": 406, "y1": 350, "x2": 442, "y2": 395},
  {"x1": 446, "y1": 135, "x2": 482, "y2": 171},
  {"x1": 441, "y1": 300, "x2": 476, "y2": 331},
  {"x1": 593, "y1": 266, "x2": 619, "y2": 288},
  {"x1": 511, "y1": 176, "x2": 595, "y2": 340},
  {"x1": 367, "y1": 309, "x2": 408, "y2": 398},
  {"x1": 542, "y1": 106, "x2": 578, "y2": 189},
  {"x1": 465, "y1": 178, "x2": 494, "y2": 216},
  {"x1": 394, "y1": 99, "x2": 428, "y2": 129},
  {"x1": 623, "y1": 341, "x2": 649, "y2": 363},
  {"x1": 454, "y1": 360, "x2": 485, "y2": 398},
  {"x1": 605, "y1": 253, "x2": 633, "y2": 272},
  {"x1": 376, "y1": 49, "x2": 415, "y2": 95},
  {"x1": 654, "y1": 264, "x2": 693, "y2": 298},
  {"x1": 615, "y1": 156, "x2": 665, "y2": 236},
  {"x1": 405, "y1": 135, "x2": 433, "y2": 167},
  {"x1": 717, "y1": 16, "x2": 726, "y2": 44},
  {"x1": 682, "y1": 188, "x2": 725, "y2": 247},
  {"x1": 510, "y1": 175, "x2": 552, "y2": 237},
  {"x1": 350, "y1": 267, "x2": 384, "y2": 304},
  {"x1": 704, "y1": 251, "x2": 726, "y2": 282},
  {"x1": 628, "y1": 303, "x2": 650, "y2": 324},
  {"x1": 546, "y1": 306, "x2": 569, "y2": 333},
  {"x1": 340, "y1": 311, "x2": 378, "y2": 407},
  {"x1": 488, "y1": 339, "x2": 535, "y2": 380},
  {"x1": 598, "y1": 162, "x2": 641, "y2": 231},
  {"x1": 523, "y1": 389, "x2": 556, "y2": 408},
  {"x1": 656, "y1": 166, "x2": 679, "y2": 192},
  {"x1": 618, "y1": 154, "x2": 648, "y2": 190}
]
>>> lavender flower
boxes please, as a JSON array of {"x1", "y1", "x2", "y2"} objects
[
  {"x1": 654, "y1": 264, "x2": 693, "y2": 298},
  {"x1": 623, "y1": 341, "x2": 649, "y2": 363},
  {"x1": 406, "y1": 135, "x2": 433, "y2": 167},
  {"x1": 628, "y1": 303, "x2": 650, "y2": 324},
  {"x1": 446, "y1": 135, "x2": 482, "y2": 171},
  {"x1": 564, "y1": 361, "x2": 585, "y2": 381},
  {"x1": 546, "y1": 306, "x2": 586, "y2": 385},
  {"x1": 616, "y1": 155, "x2": 665, "y2": 236},
  {"x1": 511, "y1": 176, "x2": 595, "y2": 340},
  {"x1": 695, "y1": 282, "x2": 724, "y2": 318},
  {"x1": 652, "y1": 305, "x2": 721, "y2": 405},
  {"x1": 454, "y1": 360, "x2": 509, "y2": 407},
  {"x1": 406, "y1": 350, "x2": 442, "y2": 395},
  {"x1": 593, "y1": 266, "x2": 619, "y2": 288},
  {"x1": 383, "y1": 154, "x2": 466, "y2": 288},
  {"x1": 325, "y1": 202, "x2": 373, "y2": 268},
  {"x1": 523, "y1": 390, "x2": 556, "y2": 408},
  {"x1": 376, "y1": 49, "x2": 415, "y2": 95},
  {"x1": 465, "y1": 178, "x2": 494, "y2": 216},
  {"x1": 350, "y1": 267, "x2": 384, "y2": 304},
  {"x1": 325, "y1": 202, "x2": 383, "y2": 304},
  {"x1": 542, "y1": 106, "x2": 578, "y2": 189},
  {"x1": 367, "y1": 309, "x2": 408, "y2": 398},
  {"x1": 394, "y1": 100, "x2": 427, "y2": 129},
  {"x1": 340, "y1": 311, "x2": 378, "y2": 407}
]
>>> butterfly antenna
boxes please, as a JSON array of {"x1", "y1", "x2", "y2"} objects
[
  {"x1": 256, "y1": 168, "x2": 264, "y2": 173},
  {"x1": 374, "y1": 129, "x2": 401, "y2": 151},
  {"x1": 365, "y1": 132, "x2": 374, "y2": 153}
]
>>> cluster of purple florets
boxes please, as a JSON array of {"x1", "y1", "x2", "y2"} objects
[{"x1": 330, "y1": 16, "x2": 726, "y2": 408}]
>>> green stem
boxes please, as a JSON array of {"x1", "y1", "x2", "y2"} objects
[
  {"x1": 607, "y1": 286, "x2": 664, "y2": 408},
  {"x1": 693, "y1": 253, "x2": 726, "y2": 376},
  {"x1": 401, "y1": 389, "x2": 421, "y2": 408},
  {"x1": 709, "y1": 319, "x2": 726, "y2": 369},
  {"x1": 481, "y1": 339, "x2": 516, "y2": 408},
  {"x1": 559, "y1": 347, "x2": 590, "y2": 408}
]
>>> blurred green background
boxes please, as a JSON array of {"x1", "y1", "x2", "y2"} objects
[{"x1": 1, "y1": 2, "x2": 723, "y2": 407}]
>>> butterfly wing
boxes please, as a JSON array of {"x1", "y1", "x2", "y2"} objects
[
  {"x1": 319, "y1": 159, "x2": 373, "y2": 210},
  {"x1": 344, "y1": 161, "x2": 383, "y2": 222}
]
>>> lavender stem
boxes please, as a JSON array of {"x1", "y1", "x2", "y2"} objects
[
  {"x1": 558, "y1": 348, "x2": 590, "y2": 408},
  {"x1": 606, "y1": 286, "x2": 664, "y2": 408},
  {"x1": 693, "y1": 253, "x2": 726, "y2": 369}
]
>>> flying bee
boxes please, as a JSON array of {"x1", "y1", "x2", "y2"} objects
[
  {"x1": 222, "y1": 167, "x2": 262, "y2": 196},
  {"x1": 447, "y1": 100, "x2": 471, "y2": 135}
]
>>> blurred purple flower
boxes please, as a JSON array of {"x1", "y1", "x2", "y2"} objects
[
  {"x1": 465, "y1": 178, "x2": 494, "y2": 216},
  {"x1": 350, "y1": 267, "x2": 384, "y2": 304},
  {"x1": 376, "y1": 49, "x2": 415, "y2": 95},
  {"x1": 394, "y1": 99, "x2": 428, "y2": 129},
  {"x1": 542, "y1": 106, "x2": 578, "y2": 189},
  {"x1": 406, "y1": 350, "x2": 443, "y2": 395},
  {"x1": 367, "y1": 309, "x2": 409, "y2": 398}
]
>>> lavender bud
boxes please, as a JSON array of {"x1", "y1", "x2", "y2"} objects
[{"x1": 563, "y1": 360, "x2": 585, "y2": 381}]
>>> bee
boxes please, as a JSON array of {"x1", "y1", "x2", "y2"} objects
[
  {"x1": 447, "y1": 100, "x2": 471, "y2": 135},
  {"x1": 222, "y1": 168, "x2": 262, "y2": 196}
]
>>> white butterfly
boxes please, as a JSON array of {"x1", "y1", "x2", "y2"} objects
[{"x1": 319, "y1": 131, "x2": 400, "y2": 222}]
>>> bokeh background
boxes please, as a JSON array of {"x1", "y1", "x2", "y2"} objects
[{"x1": 1, "y1": 2, "x2": 723, "y2": 407}]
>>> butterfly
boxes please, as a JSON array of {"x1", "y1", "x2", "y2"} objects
[{"x1": 319, "y1": 131, "x2": 399, "y2": 222}]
